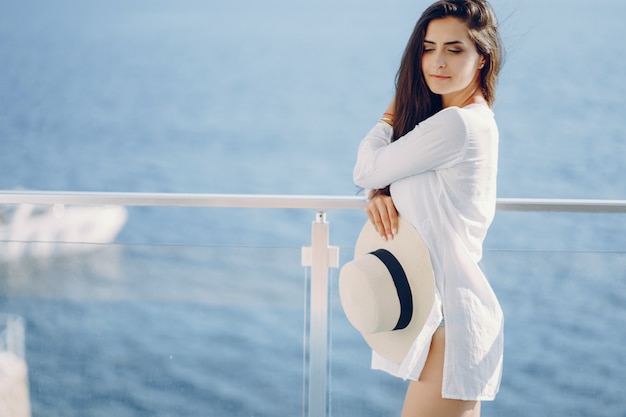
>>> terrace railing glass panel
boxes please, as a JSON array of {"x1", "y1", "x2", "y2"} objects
[{"x1": 1, "y1": 193, "x2": 625, "y2": 417}]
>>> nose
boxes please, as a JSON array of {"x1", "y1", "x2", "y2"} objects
[{"x1": 434, "y1": 51, "x2": 446, "y2": 68}]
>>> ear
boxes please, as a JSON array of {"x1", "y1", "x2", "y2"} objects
[{"x1": 478, "y1": 55, "x2": 487, "y2": 69}]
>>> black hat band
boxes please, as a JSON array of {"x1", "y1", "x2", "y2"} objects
[{"x1": 369, "y1": 249, "x2": 414, "y2": 331}]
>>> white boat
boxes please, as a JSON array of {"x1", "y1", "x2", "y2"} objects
[{"x1": 0, "y1": 204, "x2": 127, "y2": 262}]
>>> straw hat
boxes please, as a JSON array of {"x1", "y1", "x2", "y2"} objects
[{"x1": 339, "y1": 217, "x2": 435, "y2": 363}]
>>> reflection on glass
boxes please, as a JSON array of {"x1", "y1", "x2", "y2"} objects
[
  {"x1": 0, "y1": 314, "x2": 31, "y2": 417},
  {"x1": 0, "y1": 244, "x2": 304, "y2": 417}
]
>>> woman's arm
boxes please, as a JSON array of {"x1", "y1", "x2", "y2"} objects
[
  {"x1": 363, "y1": 99, "x2": 398, "y2": 240},
  {"x1": 353, "y1": 107, "x2": 468, "y2": 190},
  {"x1": 356, "y1": 102, "x2": 468, "y2": 240}
]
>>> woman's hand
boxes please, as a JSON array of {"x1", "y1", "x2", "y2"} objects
[{"x1": 365, "y1": 193, "x2": 398, "y2": 241}]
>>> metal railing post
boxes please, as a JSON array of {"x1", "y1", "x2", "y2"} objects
[{"x1": 301, "y1": 211, "x2": 339, "y2": 417}]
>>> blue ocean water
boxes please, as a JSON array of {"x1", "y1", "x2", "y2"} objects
[{"x1": 1, "y1": 0, "x2": 625, "y2": 416}]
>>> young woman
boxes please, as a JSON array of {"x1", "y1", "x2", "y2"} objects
[{"x1": 352, "y1": 1, "x2": 504, "y2": 416}]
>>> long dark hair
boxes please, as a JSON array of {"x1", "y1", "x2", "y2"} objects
[{"x1": 393, "y1": 0, "x2": 503, "y2": 142}]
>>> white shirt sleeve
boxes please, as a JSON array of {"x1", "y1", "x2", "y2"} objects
[{"x1": 353, "y1": 107, "x2": 468, "y2": 190}]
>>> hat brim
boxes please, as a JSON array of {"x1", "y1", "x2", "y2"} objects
[{"x1": 353, "y1": 217, "x2": 435, "y2": 363}]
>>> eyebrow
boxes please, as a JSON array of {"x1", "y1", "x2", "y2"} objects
[{"x1": 424, "y1": 40, "x2": 465, "y2": 46}]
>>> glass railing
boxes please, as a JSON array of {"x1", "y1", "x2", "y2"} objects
[
  {"x1": 1, "y1": 243, "x2": 307, "y2": 417},
  {"x1": 328, "y1": 249, "x2": 626, "y2": 417},
  {"x1": 0, "y1": 192, "x2": 625, "y2": 417}
]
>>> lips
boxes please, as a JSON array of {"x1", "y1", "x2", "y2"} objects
[{"x1": 430, "y1": 74, "x2": 450, "y2": 80}]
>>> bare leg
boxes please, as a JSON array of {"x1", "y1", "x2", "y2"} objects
[{"x1": 400, "y1": 328, "x2": 481, "y2": 417}]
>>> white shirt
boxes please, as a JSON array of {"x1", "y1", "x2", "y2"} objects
[{"x1": 353, "y1": 104, "x2": 503, "y2": 401}]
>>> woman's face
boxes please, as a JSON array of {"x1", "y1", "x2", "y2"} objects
[{"x1": 421, "y1": 16, "x2": 485, "y2": 107}]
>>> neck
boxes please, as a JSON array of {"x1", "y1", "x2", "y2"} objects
[{"x1": 442, "y1": 83, "x2": 485, "y2": 108}]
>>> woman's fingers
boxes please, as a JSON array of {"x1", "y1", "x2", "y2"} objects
[{"x1": 365, "y1": 195, "x2": 398, "y2": 241}]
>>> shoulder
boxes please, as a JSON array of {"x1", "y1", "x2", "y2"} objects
[
  {"x1": 434, "y1": 104, "x2": 494, "y2": 124},
  {"x1": 456, "y1": 104, "x2": 495, "y2": 127},
  {"x1": 435, "y1": 105, "x2": 496, "y2": 137}
]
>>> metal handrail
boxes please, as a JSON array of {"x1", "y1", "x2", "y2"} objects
[
  {"x1": 1, "y1": 191, "x2": 626, "y2": 213},
  {"x1": 0, "y1": 191, "x2": 367, "y2": 210},
  {"x1": 496, "y1": 197, "x2": 626, "y2": 213}
]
